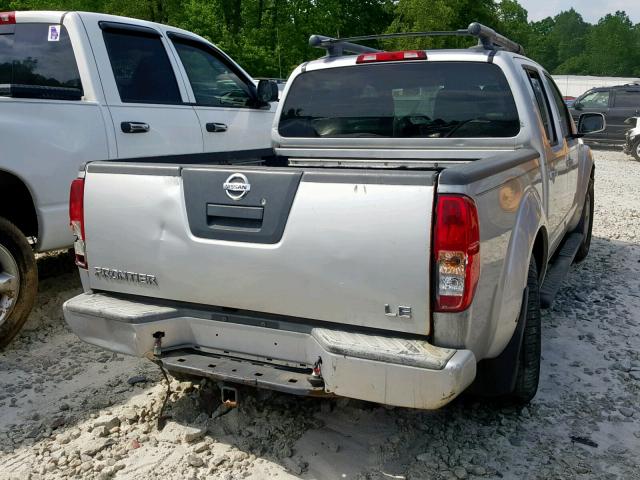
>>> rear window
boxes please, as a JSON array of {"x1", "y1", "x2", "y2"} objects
[
  {"x1": 614, "y1": 90, "x2": 640, "y2": 108},
  {"x1": 279, "y1": 61, "x2": 520, "y2": 138},
  {"x1": 0, "y1": 23, "x2": 83, "y2": 99}
]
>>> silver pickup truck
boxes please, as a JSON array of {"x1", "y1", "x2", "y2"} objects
[{"x1": 63, "y1": 24, "x2": 604, "y2": 409}]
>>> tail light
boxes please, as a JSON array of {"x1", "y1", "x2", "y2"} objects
[
  {"x1": 356, "y1": 50, "x2": 427, "y2": 64},
  {"x1": 0, "y1": 12, "x2": 15, "y2": 24},
  {"x1": 69, "y1": 178, "x2": 87, "y2": 269},
  {"x1": 433, "y1": 195, "x2": 480, "y2": 312}
]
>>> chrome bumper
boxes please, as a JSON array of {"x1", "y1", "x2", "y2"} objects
[{"x1": 63, "y1": 292, "x2": 476, "y2": 409}]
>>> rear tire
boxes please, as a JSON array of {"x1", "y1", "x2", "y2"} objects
[
  {"x1": 631, "y1": 138, "x2": 640, "y2": 162},
  {"x1": 574, "y1": 175, "x2": 594, "y2": 263},
  {"x1": 0, "y1": 217, "x2": 38, "y2": 349},
  {"x1": 505, "y1": 258, "x2": 541, "y2": 404}
]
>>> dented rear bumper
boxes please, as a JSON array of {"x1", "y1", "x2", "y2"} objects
[{"x1": 63, "y1": 292, "x2": 476, "y2": 409}]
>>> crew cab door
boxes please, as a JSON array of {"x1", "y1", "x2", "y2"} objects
[
  {"x1": 167, "y1": 34, "x2": 273, "y2": 154},
  {"x1": 84, "y1": 18, "x2": 202, "y2": 159},
  {"x1": 523, "y1": 66, "x2": 572, "y2": 250},
  {"x1": 544, "y1": 73, "x2": 580, "y2": 225},
  {"x1": 544, "y1": 73, "x2": 581, "y2": 221}
]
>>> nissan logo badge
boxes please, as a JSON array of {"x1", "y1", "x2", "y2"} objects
[{"x1": 223, "y1": 173, "x2": 251, "y2": 200}]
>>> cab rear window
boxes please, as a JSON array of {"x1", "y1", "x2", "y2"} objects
[
  {"x1": 0, "y1": 23, "x2": 83, "y2": 100},
  {"x1": 279, "y1": 61, "x2": 520, "y2": 139}
]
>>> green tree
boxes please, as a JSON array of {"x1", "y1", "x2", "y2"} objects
[
  {"x1": 495, "y1": 0, "x2": 530, "y2": 46},
  {"x1": 579, "y1": 11, "x2": 640, "y2": 76}
]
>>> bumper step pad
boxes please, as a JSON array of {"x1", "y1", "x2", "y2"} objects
[{"x1": 160, "y1": 350, "x2": 328, "y2": 396}]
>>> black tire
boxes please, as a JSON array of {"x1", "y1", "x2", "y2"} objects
[
  {"x1": 574, "y1": 175, "x2": 594, "y2": 263},
  {"x1": 0, "y1": 217, "x2": 38, "y2": 349},
  {"x1": 631, "y1": 138, "x2": 640, "y2": 162},
  {"x1": 506, "y1": 258, "x2": 541, "y2": 404}
]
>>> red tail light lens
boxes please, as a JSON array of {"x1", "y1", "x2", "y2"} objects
[
  {"x1": 0, "y1": 12, "x2": 15, "y2": 24},
  {"x1": 69, "y1": 178, "x2": 87, "y2": 268},
  {"x1": 356, "y1": 50, "x2": 427, "y2": 64},
  {"x1": 433, "y1": 195, "x2": 480, "y2": 312}
]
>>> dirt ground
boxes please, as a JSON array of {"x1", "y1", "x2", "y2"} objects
[{"x1": 0, "y1": 150, "x2": 639, "y2": 480}]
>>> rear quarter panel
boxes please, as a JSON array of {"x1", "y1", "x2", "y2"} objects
[
  {"x1": 0, "y1": 99, "x2": 109, "y2": 251},
  {"x1": 434, "y1": 151, "x2": 546, "y2": 360}
]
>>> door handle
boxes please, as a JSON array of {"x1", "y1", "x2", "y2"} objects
[
  {"x1": 121, "y1": 121, "x2": 150, "y2": 133},
  {"x1": 549, "y1": 169, "x2": 558, "y2": 181},
  {"x1": 206, "y1": 122, "x2": 228, "y2": 133}
]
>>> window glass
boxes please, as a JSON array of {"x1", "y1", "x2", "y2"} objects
[
  {"x1": 614, "y1": 90, "x2": 640, "y2": 108},
  {"x1": 525, "y1": 69, "x2": 556, "y2": 144},
  {"x1": 279, "y1": 62, "x2": 520, "y2": 138},
  {"x1": 0, "y1": 24, "x2": 82, "y2": 96},
  {"x1": 579, "y1": 91, "x2": 610, "y2": 108},
  {"x1": 0, "y1": 28, "x2": 13, "y2": 84},
  {"x1": 172, "y1": 40, "x2": 252, "y2": 108},
  {"x1": 545, "y1": 73, "x2": 572, "y2": 138},
  {"x1": 103, "y1": 30, "x2": 181, "y2": 104}
]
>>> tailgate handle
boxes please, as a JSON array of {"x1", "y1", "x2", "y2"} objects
[{"x1": 207, "y1": 204, "x2": 264, "y2": 231}]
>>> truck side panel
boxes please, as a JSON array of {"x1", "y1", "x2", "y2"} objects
[
  {"x1": 0, "y1": 100, "x2": 109, "y2": 251},
  {"x1": 433, "y1": 150, "x2": 545, "y2": 360}
]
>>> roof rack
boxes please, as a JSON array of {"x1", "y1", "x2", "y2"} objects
[{"x1": 309, "y1": 22, "x2": 525, "y2": 57}]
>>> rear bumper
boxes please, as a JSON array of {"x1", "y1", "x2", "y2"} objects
[{"x1": 63, "y1": 292, "x2": 476, "y2": 409}]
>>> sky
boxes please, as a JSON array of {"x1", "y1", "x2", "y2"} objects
[{"x1": 517, "y1": 0, "x2": 640, "y2": 24}]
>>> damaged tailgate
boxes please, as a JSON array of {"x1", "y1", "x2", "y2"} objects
[{"x1": 83, "y1": 163, "x2": 437, "y2": 335}]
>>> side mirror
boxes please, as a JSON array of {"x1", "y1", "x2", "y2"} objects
[
  {"x1": 577, "y1": 112, "x2": 606, "y2": 135},
  {"x1": 624, "y1": 117, "x2": 635, "y2": 125},
  {"x1": 257, "y1": 79, "x2": 279, "y2": 103},
  {"x1": 573, "y1": 102, "x2": 582, "y2": 111}
]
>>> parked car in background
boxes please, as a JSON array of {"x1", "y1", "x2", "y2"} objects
[
  {"x1": 0, "y1": 10, "x2": 278, "y2": 348},
  {"x1": 623, "y1": 117, "x2": 640, "y2": 161},
  {"x1": 563, "y1": 96, "x2": 576, "y2": 107},
  {"x1": 570, "y1": 83, "x2": 640, "y2": 146},
  {"x1": 64, "y1": 23, "x2": 602, "y2": 409}
]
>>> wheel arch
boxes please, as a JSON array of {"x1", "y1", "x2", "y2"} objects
[
  {"x1": 531, "y1": 226, "x2": 548, "y2": 284},
  {"x1": 0, "y1": 169, "x2": 39, "y2": 239}
]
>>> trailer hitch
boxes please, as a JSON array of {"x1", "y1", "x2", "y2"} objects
[
  {"x1": 144, "y1": 331, "x2": 172, "y2": 430},
  {"x1": 221, "y1": 385, "x2": 238, "y2": 408}
]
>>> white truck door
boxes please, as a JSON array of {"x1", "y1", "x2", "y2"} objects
[
  {"x1": 84, "y1": 19, "x2": 202, "y2": 159},
  {"x1": 166, "y1": 34, "x2": 274, "y2": 155}
]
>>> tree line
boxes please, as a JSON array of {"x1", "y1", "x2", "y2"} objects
[{"x1": 3, "y1": 0, "x2": 640, "y2": 79}]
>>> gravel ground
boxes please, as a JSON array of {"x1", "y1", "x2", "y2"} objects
[{"x1": 1, "y1": 150, "x2": 639, "y2": 480}]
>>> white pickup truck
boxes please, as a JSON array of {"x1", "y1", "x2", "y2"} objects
[
  {"x1": 64, "y1": 24, "x2": 604, "y2": 409},
  {"x1": 0, "y1": 10, "x2": 278, "y2": 347}
]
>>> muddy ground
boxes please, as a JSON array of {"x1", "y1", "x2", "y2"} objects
[{"x1": 0, "y1": 150, "x2": 639, "y2": 480}]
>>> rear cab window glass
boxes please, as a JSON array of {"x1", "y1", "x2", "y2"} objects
[
  {"x1": 102, "y1": 28, "x2": 181, "y2": 104},
  {"x1": 0, "y1": 23, "x2": 83, "y2": 99},
  {"x1": 613, "y1": 90, "x2": 640, "y2": 108},
  {"x1": 171, "y1": 38, "x2": 253, "y2": 108},
  {"x1": 524, "y1": 68, "x2": 556, "y2": 144},
  {"x1": 279, "y1": 61, "x2": 520, "y2": 138}
]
